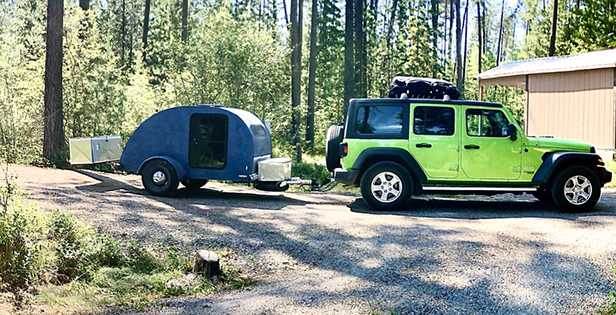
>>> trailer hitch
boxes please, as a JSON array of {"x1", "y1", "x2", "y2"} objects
[{"x1": 296, "y1": 178, "x2": 338, "y2": 192}]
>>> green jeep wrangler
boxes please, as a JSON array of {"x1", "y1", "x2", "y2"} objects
[{"x1": 326, "y1": 97, "x2": 612, "y2": 212}]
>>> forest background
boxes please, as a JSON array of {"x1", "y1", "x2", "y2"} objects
[{"x1": 0, "y1": 0, "x2": 614, "y2": 164}]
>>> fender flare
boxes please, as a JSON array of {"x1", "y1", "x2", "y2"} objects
[
  {"x1": 532, "y1": 152, "x2": 603, "y2": 184},
  {"x1": 351, "y1": 148, "x2": 427, "y2": 185},
  {"x1": 139, "y1": 156, "x2": 187, "y2": 183}
]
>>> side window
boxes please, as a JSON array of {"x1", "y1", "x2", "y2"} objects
[
  {"x1": 355, "y1": 106, "x2": 403, "y2": 134},
  {"x1": 466, "y1": 109, "x2": 510, "y2": 137},
  {"x1": 189, "y1": 114, "x2": 228, "y2": 168},
  {"x1": 413, "y1": 106, "x2": 455, "y2": 136}
]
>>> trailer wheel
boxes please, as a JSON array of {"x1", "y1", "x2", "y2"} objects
[
  {"x1": 326, "y1": 125, "x2": 344, "y2": 172},
  {"x1": 184, "y1": 179, "x2": 208, "y2": 190},
  {"x1": 142, "y1": 160, "x2": 179, "y2": 197}
]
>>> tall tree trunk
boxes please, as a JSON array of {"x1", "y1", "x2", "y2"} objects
[
  {"x1": 548, "y1": 0, "x2": 558, "y2": 56},
  {"x1": 387, "y1": 0, "x2": 398, "y2": 41},
  {"x1": 454, "y1": 0, "x2": 463, "y2": 93},
  {"x1": 482, "y1": 2, "x2": 487, "y2": 50},
  {"x1": 449, "y1": 0, "x2": 454, "y2": 60},
  {"x1": 476, "y1": 0, "x2": 482, "y2": 74},
  {"x1": 283, "y1": 0, "x2": 289, "y2": 24},
  {"x1": 496, "y1": 0, "x2": 505, "y2": 65},
  {"x1": 430, "y1": 0, "x2": 439, "y2": 77},
  {"x1": 44, "y1": 0, "x2": 65, "y2": 161},
  {"x1": 79, "y1": 0, "x2": 89, "y2": 10},
  {"x1": 291, "y1": 0, "x2": 303, "y2": 161},
  {"x1": 343, "y1": 0, "x2": 354, "y2": 115},
  {"x1": 354, "y1": 0, "x2": 366, "y2": 98},
  {"x1": 121, "y1": 0, "x2": 126, "y2": 66},
  {"x1": 306, "y1": 0, "x2": 318, "y2": 146},
  {"x1": 181, "y1": 0, "x2": 188, "y2": 43},
  {"x1": 143, "y1": 0, "x2": 151, "y2": 61},
  {"x1": 443, "y1": 0, "x2": 448, "y2": 60},
  {"x1": 462, "y1": 0, "x2": 469, "y2": 81}
]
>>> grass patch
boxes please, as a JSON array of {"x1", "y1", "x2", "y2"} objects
[{"x1": 0, "y1": 175, "x2": 253, "y2": 314}]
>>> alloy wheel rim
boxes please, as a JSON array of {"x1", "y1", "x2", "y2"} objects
[
  {"x1": 563, "y1": 175, "x2": 592, "y2": 205},
  {"x1": 371, "y1": 171, "x2": 403, "y2": 203}
]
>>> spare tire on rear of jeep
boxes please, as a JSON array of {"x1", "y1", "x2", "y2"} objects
[{"x1": 326, "y1": 125, "x2": 344, "y2": 172}]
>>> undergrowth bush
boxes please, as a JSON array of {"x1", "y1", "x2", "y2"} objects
[
  {"x1": 291, "y1": 162, "x2": 331, "y2": 184},
  {"x1": 599, "y1": 291, "x2": 616, "y2": 314},
  {"x1": 0, "y1": 174, "x2": 253, "y2": 311}
]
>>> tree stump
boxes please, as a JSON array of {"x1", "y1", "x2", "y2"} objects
[{"x1": 194, "y1": 250, "x2": 220, "y2": 279}]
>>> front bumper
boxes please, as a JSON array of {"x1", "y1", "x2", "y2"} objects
[
  {"x1": 333, "y1": 168, "x2": 359, "y2": 186},
  {"x1": 598, "y1": 166, "x2": 612, "y2": 185}
]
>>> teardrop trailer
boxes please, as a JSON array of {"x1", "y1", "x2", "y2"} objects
[{"x1": 70, "y1": 105, "x2": 329, "y2": 196}]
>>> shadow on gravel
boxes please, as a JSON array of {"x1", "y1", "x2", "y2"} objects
[
  {"x1": 43, "y1": 169, "x2": 615, "y2": 315},
  {"x1": 73, "y1": 170, "x2": 313, "y2": 211},
  {"x1": 347, "y1": 194, "x2": 616, "y2": 222}
]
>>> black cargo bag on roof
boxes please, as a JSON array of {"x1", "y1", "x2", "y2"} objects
[{"x1": 388, "y1": 76, "x2": 461, "y2": 100}]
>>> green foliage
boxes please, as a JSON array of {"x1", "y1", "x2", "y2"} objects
[
  {"x1": 0, "y1": 176, "x2": 250, "y2": 310},
  {"x1": 51, "y1": 210, "x2": 99, "y2": 283},
  {"x1": 598, "y1": 290, "x2": 616, "y2": 315},
  {"x1": 0, "y1": 0, "x2": 615, "y2": 164},
  {"x1": 291, "y1": 162, "x2": 331, "y2": 183}
]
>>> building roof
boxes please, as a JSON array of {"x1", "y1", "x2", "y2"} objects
[{"x1": 477, "y1": 48, "x2": 616, "y2": 80}]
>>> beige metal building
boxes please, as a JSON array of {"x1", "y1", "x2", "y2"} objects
[{"x1": 476, "y1": 48, "x2": 616, "y2": 150}]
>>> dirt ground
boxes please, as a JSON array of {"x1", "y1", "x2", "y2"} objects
[{"x1": 11, "y1": 164, "x2": 616, "y2": 314}]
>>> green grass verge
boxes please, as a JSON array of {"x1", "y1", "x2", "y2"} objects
[{"x1": 0, "y1": 178, "x2": 253, "y2": 314}]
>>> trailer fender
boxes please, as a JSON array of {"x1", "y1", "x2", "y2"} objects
[{"x1": 139, "y1": 156, "x2": 187, "y2": 183}]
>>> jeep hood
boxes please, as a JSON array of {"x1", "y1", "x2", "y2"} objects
[{"x1": 528, "y1": 137, "x2": 592, "y2": 152}]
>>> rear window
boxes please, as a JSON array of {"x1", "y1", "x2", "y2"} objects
[
  {"x1": 355, "y1": 106, "x2": 404, "y2": 134},
  {"x1": 250, "y1": 124, "x2": 267, "y2": 136}
]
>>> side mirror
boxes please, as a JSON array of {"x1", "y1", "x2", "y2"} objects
[{"x1": 507, "y1": 123, "x2": 518, "y2": 141}]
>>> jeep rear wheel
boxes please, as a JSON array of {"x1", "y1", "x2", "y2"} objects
[
  {"x1": 360, "y1": 162, "x2": 412, "y2": 211},
  {"x1": 326, "y1": 125, "x2": 344, "y2": 172},
  {"x1": 550, "y1": 166, "x2": 600, "y2": 212}
]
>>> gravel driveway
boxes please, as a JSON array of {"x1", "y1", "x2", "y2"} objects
[{"x1": 13, "y1": 165, "x2": 616, "y2": 314}]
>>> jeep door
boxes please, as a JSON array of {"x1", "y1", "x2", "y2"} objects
[
  {"x1": 409, "y1": 104, "x2": 459, "y2": 178},
  {"x1": 461, "y1": 107, "x2": 522, "y2": 180}
]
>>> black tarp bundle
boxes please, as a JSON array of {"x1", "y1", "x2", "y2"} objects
[{"x1": 388, "y1": 76, "x2": 461, "y2": 100}]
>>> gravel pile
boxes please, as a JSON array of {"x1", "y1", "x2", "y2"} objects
[{"x1": 14, "y1": 165, "x2": 616, "y2": 314}]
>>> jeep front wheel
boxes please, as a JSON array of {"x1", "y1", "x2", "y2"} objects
[
  {"x1": 360, "y1": 162, "x2": 412, "y2": 211},
  {"x1": 550, "y1": 166, "x2": 600, "y2": 212}
]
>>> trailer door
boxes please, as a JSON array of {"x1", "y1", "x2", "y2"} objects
[{"x1": 189, "y1": 114, "x2": 228, "y2": 169}]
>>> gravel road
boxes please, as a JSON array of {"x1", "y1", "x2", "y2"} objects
[{"x1": 12, "y1": 165, "x2": 616, "y2": 314}]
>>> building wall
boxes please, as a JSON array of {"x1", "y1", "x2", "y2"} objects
[{"x1": 527, "y1": 68, "x2": 615, "y2": 149}]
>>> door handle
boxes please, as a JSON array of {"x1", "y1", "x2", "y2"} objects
[
  {"x1": 464, "y1": 145, "x2": 480, "y2": 150},
  {"x1": 415, "y1": 143, "x2": 432, "y2": 148}
]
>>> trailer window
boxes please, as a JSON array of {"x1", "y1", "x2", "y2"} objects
[{"x1": 189, "y1": 114, "x2": 228, "y2": 169}]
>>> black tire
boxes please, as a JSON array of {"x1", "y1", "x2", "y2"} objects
[
  {"x1": 184, "y1": 179, "x2": 208, "y2": 190},
  {"x1": 326, "y1": 125, "x2": 344, "y2": 172},
  {"x1": 254, "y1": 181, "x2": 290, "y2": 192},
  {"x1": 360, "y1": 162, "x2": 413, "y2": 211},
  {"x1": 550, "y1": 166, "x2": 601, "y2": 212},
  {"x1": 141, "y1": 159, "x2": 179, "y2": 197}
]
